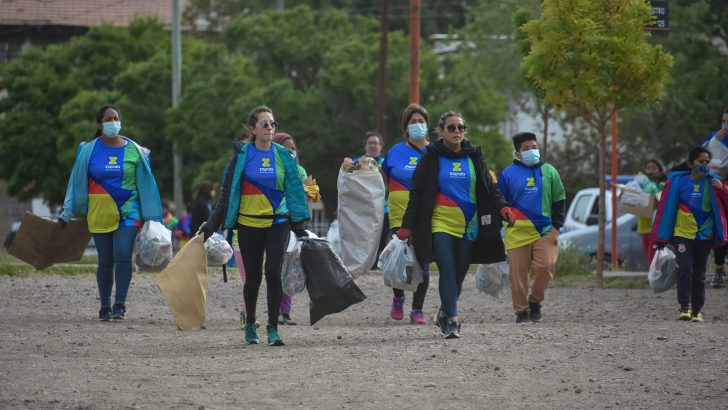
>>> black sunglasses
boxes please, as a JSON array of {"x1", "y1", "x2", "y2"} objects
[
  {"x1": 446, "y1": 124, "x2": 467, "y2": 133},
  {"x1": 258, "y1": 120, "x2": 279, "y2": 129}
]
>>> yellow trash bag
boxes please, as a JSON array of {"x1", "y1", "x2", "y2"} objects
[{"x1": 155, "y1": 234, "x2": 208, "y2": 330}]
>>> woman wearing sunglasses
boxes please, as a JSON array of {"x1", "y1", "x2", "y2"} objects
[
  {"x1": 202, "y1": 105, "x2": 310, "y2": 346},
  {"x1": 396, "y1": 111, "x2": 513, "y2": 339},
  {"x1": 381, "y1": 103, "x2": 432, "y2": 324}
]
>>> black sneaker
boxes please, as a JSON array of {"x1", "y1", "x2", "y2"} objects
[
  {"x1": 516, "y1": 311, "x2": 530, "y2": 324},
  {"x1": 433, "y1": 308, "x2": 448, "y2": 335},
  {"x1": 711, "y1": 266, "x2": 724, "y2": 288},
  {"x1": 98, "y1": 307, "x2": 112, "y2": 321},
  {"x1": 443, "y1": 321, "x2": 461, "y2": 339},
  {"x1": 529, "y1": 303, "x2": 543, "y2": 322},
  {"x1": 111, "y1": 303, "x2": 126, "y2": 320}
]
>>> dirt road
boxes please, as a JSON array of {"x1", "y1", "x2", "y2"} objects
[{"x1": 1, "y1": 272, "x2": 726, "y2": 409}]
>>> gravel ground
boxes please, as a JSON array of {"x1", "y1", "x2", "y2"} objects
[{"x1": 1, "y1": 271, "x2": 727, "y2": 409}]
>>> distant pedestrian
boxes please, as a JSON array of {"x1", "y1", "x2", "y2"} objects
[
  {"x1": 202, "y1": 106, "x2": 310, "y2": 346},
  {"x1": 498, "y1": 132, "x2": 565, "y2": 324},
  {"x1": 59, "y1": 105, "x2": 162, "y2": 321},
  {"x1": 652, "y1": 147, "x2": 728, "y2": 322},
  {"x1": 381, "y1": 103, "x2": 431, "y2": 325},
  {"x1": 636, "y1": 159, "x2": 666, "y2": 266},
  {"x1": 702, "y1": 107, "x2": 728, "y2": 288},
  {"x1": 397, "y1": 111, "x2": 512, "y2": 338},
  {"x1": 189, "y1": 181, "x2": 215, "y2": 236}
]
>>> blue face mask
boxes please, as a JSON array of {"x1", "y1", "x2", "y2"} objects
[
  {"x1": 520, "y1": 148, "x2": 541, "y2": 166},
  {"x1": 102, "y1": 121, "x2": 121, "y2": 138},
  {"x1": 694, "y1": 164, "x2": 710, "y2": 177},
  {"x1": 407, "y1": 123, "x2": 428, "y2": 140}
]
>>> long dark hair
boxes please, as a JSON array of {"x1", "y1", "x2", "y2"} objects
[
  {"x1": 645, "y1": 158, "x2": 666, "y2": 183},
  {"x1": 195, "y1": 181, "x2": 215, "y2": 202},
  {"x1": 669, "y1": 147, "x2": 712, "y2": 172},
  {"x1": 94, "y1": 105, "x2": 121, "y2": 138}
]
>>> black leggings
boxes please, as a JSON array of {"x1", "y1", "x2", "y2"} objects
[
  {"x1": 388, "y1": 228, "x2": 430, "y2": 310},
  {"x1": 237, "y1": 223, "x2": 289, "y2": 325},
  {"x1": 714, "y1": 243, "x2": 727, "y2": 266}
]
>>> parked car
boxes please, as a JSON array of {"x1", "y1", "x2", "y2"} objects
[{"x1": 560, "y1": 187, "x2": 648, "y2": 271}]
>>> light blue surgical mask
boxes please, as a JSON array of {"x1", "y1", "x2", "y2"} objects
[
  {"x1": 520, "y1": 149, "x2": 541, "y2": 166},
  {"x1": 102, "y1": 121, "x2": 121, "y2": 138},
  {"x1": 407, "y1": 123, "x2": 428, "y2": 140},
  {"x1": 694, "y1": 164, "x2": 710, "y2": 177}
]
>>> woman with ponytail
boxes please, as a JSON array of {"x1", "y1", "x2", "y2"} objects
[{"x1": 60, "y1": 105, "x2": 162, "y2": 321}]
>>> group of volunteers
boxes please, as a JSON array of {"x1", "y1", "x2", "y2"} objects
[{"x1": 57, "y1": 102, "x2": 727, "y2": 345}]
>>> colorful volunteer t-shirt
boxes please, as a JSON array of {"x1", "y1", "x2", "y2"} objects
[
  {"x1": 431, "y1": 156, "x2": 478, "y2": 241},
  {"x1": 382, "y1": 142, "x2": 426, "y2": 228},
  {"x1": 673, "y1": 177, "x2": 713, "y2": 240},
  {"x1": 499, "y1": 163, "x2": 566, "y2": 250},
  {"x1": 238, "y1": 145, "x2": 289, "y2": 228},
  {"x1": 87, "y1": 141, "x2": 142, "y2": 233}
]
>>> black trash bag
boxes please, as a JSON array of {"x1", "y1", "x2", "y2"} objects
[{"x1": 300, "y1": 238, "x2": 366, "y2": 325}]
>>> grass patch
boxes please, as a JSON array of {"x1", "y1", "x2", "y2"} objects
[{"x1": 551, "y1": 247, "x2": 649, "y2": 289}]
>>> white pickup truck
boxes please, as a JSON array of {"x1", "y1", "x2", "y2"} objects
[{"x1": 560, "y1": 187, "x2": 647, "y2": 270}]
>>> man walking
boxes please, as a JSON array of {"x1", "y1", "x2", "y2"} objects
[{"x1": 498, "y1": 132, "x2": 566, "y2": 324}]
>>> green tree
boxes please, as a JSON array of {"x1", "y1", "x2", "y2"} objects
[
  {"x1": 521, "y1": 0, "x2": 673, "y2": 286},
  {"x1": 0, "y1": 20, "x2": 168, "y2": 206},
  {"x1": 618, "y1": 0, "x2": 728, "y2": 169}
]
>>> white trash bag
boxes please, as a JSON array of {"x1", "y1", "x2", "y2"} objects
[
  {"x1": 337, "y1": 168, "x2": 385, "y2": 276},
  {"x1": 135, "y1": 220, "x2": 173, "y2": 272},
  {"x1": 648, "y1": 247, "x2": 678, "y2": 293},
  {"x1": 326, "y1": 219, "x2": 342, "y2": 257},
  {"x1": 377, "y1": 235, "x2": 423, "y2": 292},
  {"x1": 204, "y1": 232, "x2": 234, "y2": 265},
  {"x1": 475, "y1": 262, "x2": 510, "y2": 298},
  {"x1": 281, "y1": 232, "x2": 306, "y2": 296}
]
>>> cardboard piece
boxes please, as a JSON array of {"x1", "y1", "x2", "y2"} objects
[
  {"x1": 619, "y1": 187, "x2": 656, "y2": 218},
  {"x1": 155, "y1": 234, "x2": 208, "y2": 331},
  {"x1": 8, "y1": 212, "x2": 92, "y2": 270}
]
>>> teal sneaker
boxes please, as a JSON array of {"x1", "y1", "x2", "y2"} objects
[
  {"x1": 244, "y1": 324, "x2": 260, "y2": 345},
  {"x1": 266, "y1": 324, "x2": 285, "y2": 346}
]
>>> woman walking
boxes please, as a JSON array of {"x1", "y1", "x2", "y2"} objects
[
  {"x1": 202, "y1": 106, "x2": 309, "y2": 346},
  {"x1": 652, "y1": 147, "x2": 728, "y2": 322},
  {"x1": 60, "y1": 105, "x2": 162, "y2": 321},
  {"x1": 397, "y1": 111, "x2": 513, "y2": 338},
  {"x1": 381, "y1": 103, "x2": 431, "y2": 324}
]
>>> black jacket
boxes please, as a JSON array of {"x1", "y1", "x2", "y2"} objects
[{"x1": 401, "y1": 139, "x2": 509, "y2": 267}]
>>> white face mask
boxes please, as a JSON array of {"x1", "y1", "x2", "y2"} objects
[
  {"x1": 407, "y1": 123, "x2": 428, "y2": 140},
  {"x1": 102, "y1": 121, "x2": 121, "y2": 138}
]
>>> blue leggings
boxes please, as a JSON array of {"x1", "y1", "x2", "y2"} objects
[
  {"x1": 92, "y1": 226, "x2": 139, "y2": 308},
  {"x1": 433, "y1": 232, "x2": 474, "y2": 318}
]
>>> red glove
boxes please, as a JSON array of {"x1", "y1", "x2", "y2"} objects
[
  {"x1": 396, "y1": 228, "x2": 412, "y2": 240},
  {"x1": 500, "y1": 207, "x2": 515, "y2": 227}
]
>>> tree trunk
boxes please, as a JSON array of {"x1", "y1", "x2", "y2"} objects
[{"x1": 596, "y1": 126, "x2": 606, "y2": 288}]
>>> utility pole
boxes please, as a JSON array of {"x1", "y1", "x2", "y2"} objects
[
  {"x1": 409, "y1": 0, "x2": 420, "y2": 104},
  {"x1": 171, "y1": 0, "x2": 184, "y2": 213},
  {"x1": 376, "y1": 0, "x2": 389, "y2": 133}
]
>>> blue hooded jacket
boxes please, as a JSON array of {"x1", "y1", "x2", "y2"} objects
[{"x1": 60, "y1": 137, "x2": 163, "y2": 223}]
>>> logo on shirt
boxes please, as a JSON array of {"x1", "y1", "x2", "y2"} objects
[
  {"x1": 524, "y1": 176, "x2": 539, "y2": 193},
  {"x1": 260, "y1": 157, "x2": 274, "y2": 174},
  {"x1": 449, "y1": 161, "x2": 466, "y2": 178},
  {"x1": 408, "y1": 157, "x2": 418, "y2": 166},
  {"x1": 693, "y1": 184, "x2": 700, "y2": 193},
  {"x1": 105, "y1": 156, "x2": 121, "y2": 171}
]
